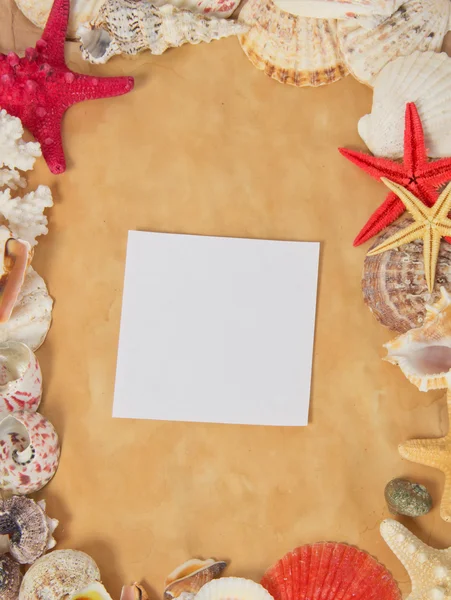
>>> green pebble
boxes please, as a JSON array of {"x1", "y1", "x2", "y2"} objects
[{"x1": 385, "y1": 478, "x2": 432, "y2": 517}]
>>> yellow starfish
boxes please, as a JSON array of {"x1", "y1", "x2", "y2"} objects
[
  {"x1": 399, "y1": 388, "x2": 451, "y2": 522},
  {"x1": 367, "y1": 178, "x2": 451, "y2": 293}
]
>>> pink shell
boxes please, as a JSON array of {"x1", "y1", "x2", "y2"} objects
[
  {"x1": 0, "y1": 410, "x2": 60, "y2": 494},
  {"x1": 0, "y1": 342, "x2": 42, "y2": 418}
]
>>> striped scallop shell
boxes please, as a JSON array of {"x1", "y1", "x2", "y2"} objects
[
  {"x1": 362, "y1": 218, "x2": 451, "y2": 333},
  {"x1": 238, "y1": 0, "x2": 348, "y2": 86},
  {"x1": 337, "y1": 0, "x2": 451, "y2": 86}
]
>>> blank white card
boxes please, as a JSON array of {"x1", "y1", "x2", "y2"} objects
[{"x1": 113, "y1": 231, "x2": 319, "y2": 426}]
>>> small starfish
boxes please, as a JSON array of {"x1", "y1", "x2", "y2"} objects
[
  {"x1": 381, "y1": 518, "x2": 451, "y2": 600},
  {"x1": 0, "y1": 0, "x2": 134, "y2": 174},
  {"x1": 367, "y1": 178, "x2": 451, "y2": 293},
  {"x1": 399, "y1": 389, "x2": 451, "y2": 523},
  {"x1": 339, "y1": 103, "x2": 451, "y2": 246}
]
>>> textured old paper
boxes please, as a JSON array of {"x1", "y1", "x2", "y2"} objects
[{"x1": 2, "y1": 3, "x2": 451, "y2": 597}]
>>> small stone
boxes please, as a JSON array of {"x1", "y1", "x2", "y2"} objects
[{"x1": 385, "y1": 478, "x2": 432, "y2": 517}]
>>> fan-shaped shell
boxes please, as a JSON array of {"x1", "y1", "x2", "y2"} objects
[
  {"x1": 362, "y1": 218, "x2": 451, "y2": 333},
  {"x1": 195, "y1": 578, "x2": 274, "y2": 600},
  {"x1": 0, "y1": 342, "x2": 42, "y2": 417},
  {"x1": 0, "y1": 554, "x2": 22, "y2": 600},
  {"x1": 165, "y1": 559, "x2": 227, "y2": 600},
  {"x1": 238, "y1": 0, "x2": 347, "y2": 86},
  {"x1": 19, "y1": 550, "x2": 101, "y2": 600},
  {"x1": 384, "y1": 287, "x2": 451, "y2": 391},
  {"x1": 358, "y1": 51, "x2": 451, "y2": 159},
  {"x1": 0, "y1": 410, "x2": 60, "y2": 495},
  {"x1": 0, "y1": 267, "x2": 53, "y2": 352},
  {"x1": 273, "y1": 0, "x2": 402, "y2": 19},
  {"x1": 337, "y1": 0, "x2": 451, "y2": 86},
  {"x1": 261, "y1": 543, "x2": 401, "y2": 600}
]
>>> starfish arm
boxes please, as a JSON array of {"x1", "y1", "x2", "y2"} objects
[
  {"x1": 399, "y1": 437, "x2": 450, "y2": 470},
  {"x1": 420, "y1": 156, "x2": 451, "y2": 185},
  {"x1": 403, "y1": 103, "x2": 428, "y2": 175},
  {"x1": 432, "y1": 182, "x2": 451, "y2": 220},
  {"x1": 411, "y1": 180, "x2": 438, "y2": 208},
  {"x1": 31, "y1": 109, "x2": 67, "y2": 175},
  {"x1": 338, "y1": 148, "x2": 407, "y2": 182},
  {"x1": 66, "y1": 74, "x2": 134, "y2": 104},
  {"x1": 423, "y1": 226, "x2": 442, "y2": 293},
  {"x1": 39, "y1": 0, "x2": 70, "y2": 67},
  {"x1": 353, "y1": 192, "x2": 405, "y2": 246},
  {"x1": 381, "y1": 178, "x2": 431, "y2": 221},
  {"x1": 440, "y1": 471, "x2": 451, "y2": 522},
  {"x1": 366, "y1": 222, "x2": 426, "y2": 256}
]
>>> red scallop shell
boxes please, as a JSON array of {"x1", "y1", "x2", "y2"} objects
[{"x1": 261, "y1": 543, "x2": 401, "y2": 600}]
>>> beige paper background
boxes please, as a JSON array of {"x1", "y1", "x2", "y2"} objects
[{"x1": 2, "y1": 3, "x2": 451, "y2": 597}]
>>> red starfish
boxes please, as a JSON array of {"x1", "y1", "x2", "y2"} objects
[
  {"x1": 0, "y1": 0, "x2": 134, "y2": 174},
  {"x1": 339, "y1": 103, "x2": 451, "y2": 246}
]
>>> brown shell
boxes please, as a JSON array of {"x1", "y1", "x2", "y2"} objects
[
  {"x1": 362, "y1": 218, "x2": 451, "y2": 333},
  {"x1": 0, "y1": 554, "x2": 22, "y2": 600},
  {"x1": 165, "y1": 559, "x2": 227, "y2": 600}
]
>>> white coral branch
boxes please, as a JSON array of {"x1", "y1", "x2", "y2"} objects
[
  {"x1": 0, "y1": 109, "x2": 41, "y2": 173},
  {"x1": 0, "y1": 185, "x2": 53, "y2": 247},
  {"x1": 0, "y1": 168, "x2": 26, "y2": 191}
]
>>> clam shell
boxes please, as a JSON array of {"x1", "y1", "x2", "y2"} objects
[
  {"x1": 70, "y1": 582, "x2": 113, "y2": 600},
  {"x1": 273, "y1": 0, "x2": 402, "y2": 19},
  {"x1": 362, "y1": 218, "x2": 451, "y2": 333},
  {"x1": 384, "y1": 287, "x2": 451, "y2": 391},
  {"x1": 165, "y1": 559, "x2": 227, "y2": 599},
  {"x1": 0, "y1": 554, "x2": 22, "y2": 600},
  {"x1": 0, "y1": 410, "x2": 60, "y2": 495},
  {"x1": 0, "y1": 266, "x2": 53, "y2": 352},
  {"x1": 77, "y1": 0, "x2": 248, "y2": 65},
  {"x1": 261, "y1": 543, "x2": 401, "y2": 600},
  {"x1": 0, "y1": 495, "x2": 56, "y2": 564},
  {"x1": 238, "y1": 0, "x2": 348, "y2": 87},
  {"x1": 0, "y1": 342, "x2": 42, "y2": 418},
  {"x1": 359, "y1": 51, "x2": 451, "y2": 159},
  {"x1": 19, "y1": 550, "x2": 101, "y2": 600},
  {"x1": 337, "y1": 0, "x2": 451, "y2": 86},
  {"x1": 195, "y1": 578, "x2": 274, "y2": 600}
]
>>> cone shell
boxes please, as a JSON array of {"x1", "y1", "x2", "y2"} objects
[
  {"x1": 261, "y1": 543, "x2": 401, "y2": 600},
  {"x1": 195, "y1": 578, "x2": 274, "y2": 600},
  {"x1": 337, "y1": 0, "x2": 451, "y2": 86},
  {"x1": 19, "y1": 550, "x2": 101, "y2": 600},
  {"x1": 273, "y1": 0, "x2": 402, "y2": 19},
  {"x1": 0, "y1": 554, "x2": 22, "y2": 600},
  {"x1": 238, "y1": 0, "x2": 348, "y2": 87},
  {"x1": 0, "y1": 342, "x2": 42, "y2": 418},
  {"x1": 0, "y1": 410, "x2": 60, "y2": 495},
  {"x1": 362, "y1": 218, "x2": 451, "y2": 333},
  {"x1": 384, "y1": 287, "x2": 451, "y2": 391},
  {"x1": 359, "y1": 51, "x2": 451, "y2": 159},
  {"x1": 0, "y1": 267, "x2": 53, "y2": 352},
  {"x1": 165, "y1": 559, "x2": 227, "y2": 600}
]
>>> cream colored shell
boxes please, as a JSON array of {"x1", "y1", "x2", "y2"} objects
[
  {"x1": 19, "y1": 550, "x2": 101, "y2": 600},
  {"x1": 359, "y1": 51, "x2": 451, "y2": 159},
  {"x1": 165, "y1": 559, "x2": 227, "y2": 600},
  {"x1": 195, "y1": 578, "x2": 274, "y2": 600},
  {"x1": 337, "y1": 0, "x2": 451, "y2": 86},
  {"x1": 273, "y1": 0, "x2": 402, "y2": 19},
  {"x1": 70, "y1": 582, "x2": 114, "y2": 600},
  {"x1": 238, "y1": 0, "x2": 347, "y2": 87}
]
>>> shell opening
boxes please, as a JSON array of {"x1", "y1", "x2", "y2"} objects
[
  {"x1": 78, "y1": 26, "x2": 113, "y2": 61},
  {"x1": 402, "y1": 345, "x2": 451, "y2": 375},
  {"x1": 0, "y1": 342, "x2": 32, "y2": 386},
  {"x1": 0, "y1": 415, "x2": 32, "y2": 466}
]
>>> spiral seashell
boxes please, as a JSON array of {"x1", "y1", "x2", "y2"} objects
[{"x1": 0, "y1": 342, "x2": 42, "y2": 418}]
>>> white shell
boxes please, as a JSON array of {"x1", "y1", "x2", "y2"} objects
[
  {"x1": 358, "y1": 51, "x2": 451, "y2": 159},
  {"x1": 195, "y1": 578, "x2": 274, "y2": 600},
  {"x1": 70, "y1": 582, "x2": 114, "y2": 600},
  {"x1": 0, "y1": 410, "x2": 60, "y2": 495},
  {"x1": 152, "y1": 0, "x2": 241, "y2": 18},
  {"x1": 78, "y1": 0, "x2": 248, "y2": 64},
  {"x1": 0, "y1": 341, "x2": 42, "y2": 418},
  {"x1": 238, "y1": 0, "x2": 348, "y2": 87},
  {"x1": 19, "y1": 550, "x2": 101, "y2": 600},
  {"x1": 273, "y1": 0, "x2": 402, "y2": 19},
  {"x1": 337, "y1": 0, "x2": 451, "y2": 86},
  {"x1": 0, "y1": 267, "x2": 53, "y2": 352}
]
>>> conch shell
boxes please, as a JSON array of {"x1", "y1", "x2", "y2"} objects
[
  {"x1": 385, "y1": 287, "x2": 451, "y2": 391},
  {"x1": 165, "y1": 559, "x2": 227, "y2": 600},
  {"x1": 77, "y1": 0, "x2": 248, "y2": 64},
  {"x1": 0, "y1": 341, "x2": 42, "y2": 418}
]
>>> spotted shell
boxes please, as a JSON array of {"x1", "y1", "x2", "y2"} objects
[
  {"x1": 362, "y1": 218, "x2": 451, "y2": 333},
  {"x1": 0, "y1": 410, "x2": 60, "y2": 495},
  {"x1": 165, "y1": 559, "x2": 227, "y2": 600},
  {"x1": 0, "y1": 554, "x2": 22, "y2": 600},
  {"x1": 19, "y1": 550, "x2": 101, "y2": 600},
  {"x1": 384, "y1": 287, "x2": 451, "y2": 391},
  {"x1": 0, "y1": 342, "x2": 42, "y2": 418}
]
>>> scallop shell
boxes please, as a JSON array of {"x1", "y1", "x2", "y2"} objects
[
  {"x1": 362, "y1": 218, "x2": 451, "y2": 333},
  {"x1": 165, "y1": 559, "x2": 227, "y2": 600},
  {"x1": 195, "y1": 578, "x2": 274, "y2": 600},
  {"x1": 273, "y1": 0, "x2": 402, "y2": 19},
  {"x1": 384, "y1": 287, "x2": 451, "y2": 391},
  {"x1": 70, "y1": 582, "x2": 113, "y2": 600},
  {"x1": 261, "y1": 543, "x2": 401, "y2": 600},
  {"x1": 19, "y1": 550, "x2": 101, "y2": 600},
  {"x1": 0, "y1": 554, "x2": 22, "y2": 600},
  {"x1": 0, "y1": 266, "x2": 53, "y2": 352},
  {"x1": 0, "y1": 495, "x2": 58, "y2": 564},
  {"x1": 0, "y1": 410, "x2": 60, "y2": 495},
  {"x1": 0, "y1": 342, "x2": 42, "y2": 417},
  {"x1": 77, "y1": 0, "x2": 248, "y2": 65},
  {"x1": 337, "y1": 0, "x2": 451, "y2": 86},
  {"x1": 238, "y1": 0, "x2": 348, "y2": 86},
  {"x1": 358, "y1": 51, "x2": 451, "y2": 159},
  {"x1": 0, "y1": 225, "x2": 32, "y2": 326}
]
